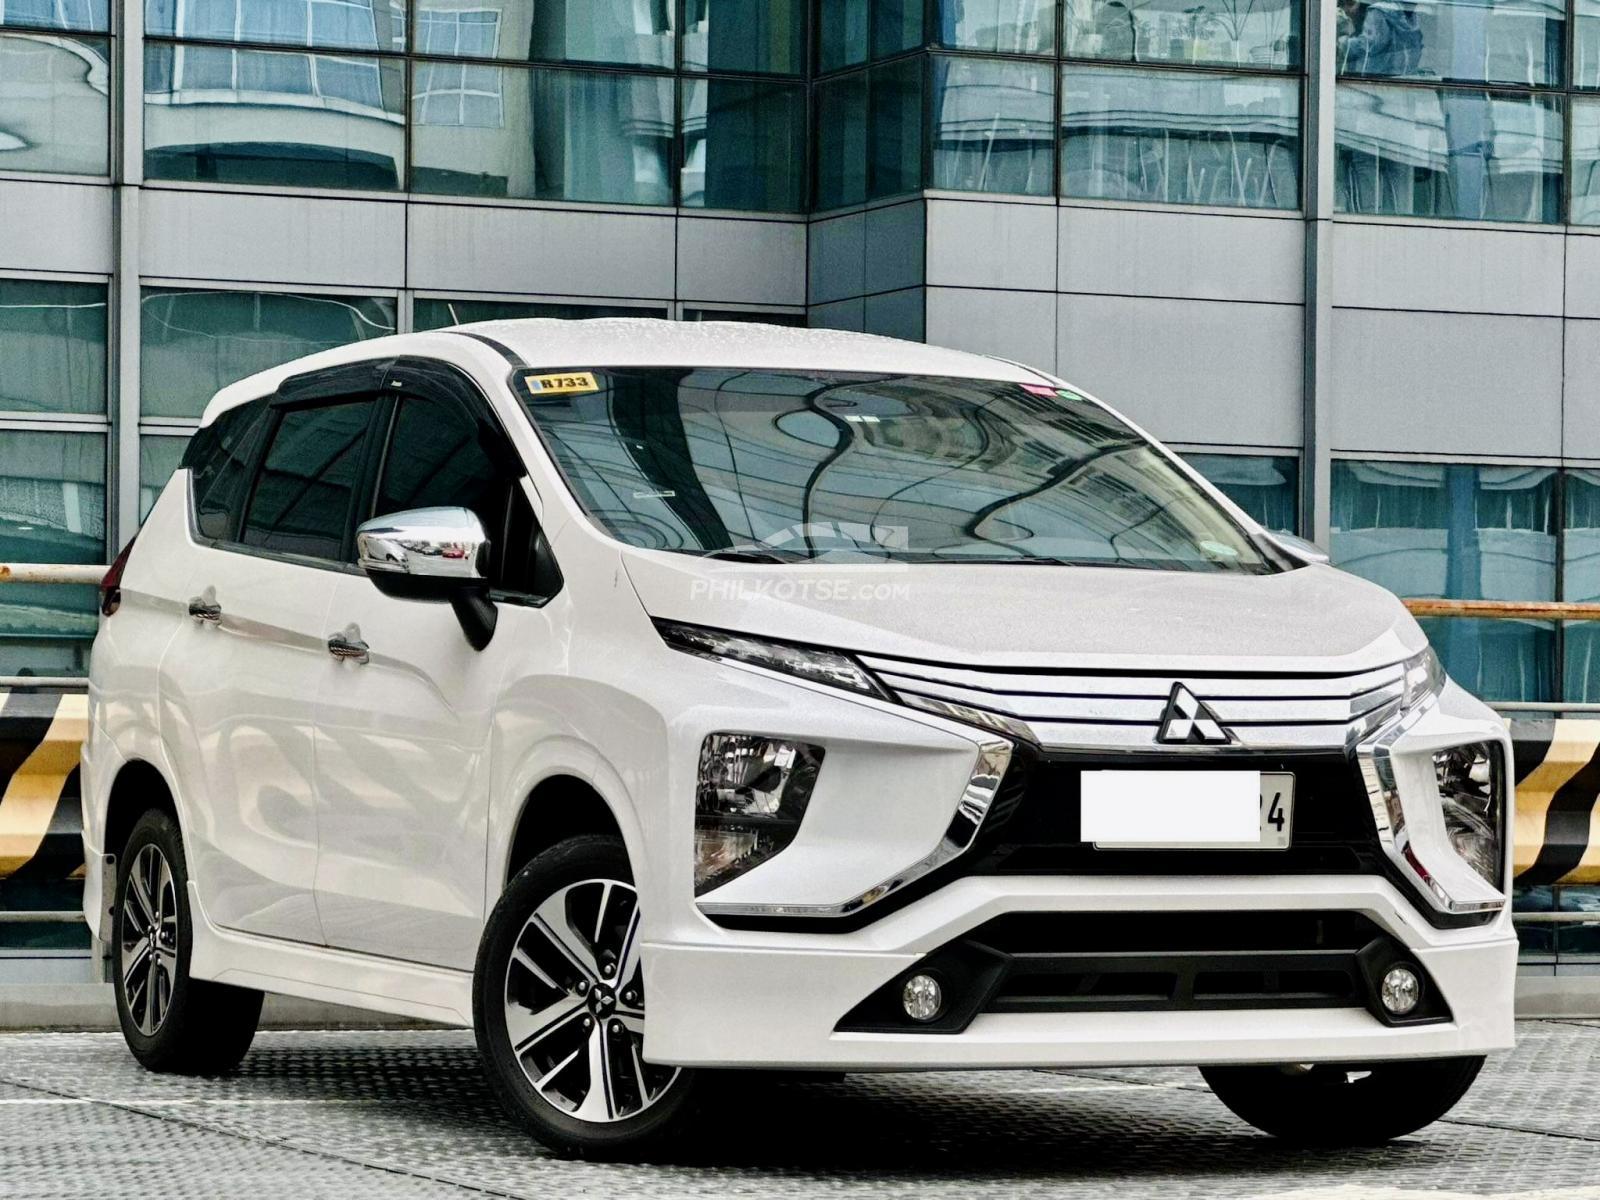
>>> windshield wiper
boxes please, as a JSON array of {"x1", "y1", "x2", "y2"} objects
[{"x1": 700, "y1": 548, "x2": 794, "y2": 564}]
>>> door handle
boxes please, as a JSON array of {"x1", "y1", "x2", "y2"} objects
[
  {"x1": 187, "y1": 596, "x2": 222, "y2": 623},
  {"x1": 326, "y1": 631, "x2": 369, "y2": 665}
]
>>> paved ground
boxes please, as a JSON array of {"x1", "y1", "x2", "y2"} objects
[{"x1": 1, "y1": 1022, "x2": 1599, "y2": 1199}]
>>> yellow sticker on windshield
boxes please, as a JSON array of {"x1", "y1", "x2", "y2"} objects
[{"x1": 524, "y1": 371, "x2": 598, "y2": 395}]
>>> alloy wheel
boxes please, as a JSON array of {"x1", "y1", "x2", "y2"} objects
[
  {"x1": 502, "y1": 877, "x2": 679, "y2": 1123},
  {"x1": 120, "y1": 843, "x2": 179, "y2": 1036}
]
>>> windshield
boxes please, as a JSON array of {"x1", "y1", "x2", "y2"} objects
[{"x1": 516, "y1": 367, "x2": 1274, "y2": 573}]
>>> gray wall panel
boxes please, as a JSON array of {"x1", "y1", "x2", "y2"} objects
[
  {"x1": 1056, "y1": 293, "x2": 1303, "y2": 446},
  {"x1": 1565, "y1": 235, "x2": 1600, "y2": 320},
  {"x1": 409, "y1": 204, "x2": 674, "y2": 298},
  {"x1": 925, "y1": 199, "x2": 1055, "y2": 292},
  {"x1": 925, "y1": 286, "x2": 1055, "y2": 371},
  {"x1": 676, "y1": 217, "x2": 805, "y2": 306},
  {"x1": 1564, "y1": 320, "x2": 1600, "y2": 458},
  {"x1": 864, "y1": 287, "x2": 925, "y2": 341},
  {"x1": 1058, "y1": 207, "x2": 1302, "y2": 305},
  {"x1": 0, "y1": 181, "x2": 112, "y2": 275},
  {"x1": 863, "y1": 201, "x2": 926, "y2": 297},
  {"x1": 140, "y1": 188, "x2": 405, "y2": 287},
  {"x1": 807, "y1": 211, "x2": 865, "y2": 305},
  {"x1": 1332, "y1": 221, "x2": 1563, "y2": 316},
  {"x1": 1330, "y1": 309, "x2": 1561, "y2": 456},
  {"x1": 809, "y1": 296, "x2": 865, "y2": 331}
]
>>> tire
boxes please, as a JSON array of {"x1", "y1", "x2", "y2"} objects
[
  {"x1": 1201, "y1": 1055, "x2": 1486, "y2": 1145},
  {"x1": 473, "y1": 835, "x2": 698, "y2": 1160},
  {"x1": 112, "y1": 809, "x2": 263, "y2": 1074}
]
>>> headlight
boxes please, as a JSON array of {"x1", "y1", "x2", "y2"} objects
[
  {"x1": 694, "y1": 733, "x2": 824, "y2": 894},
  {"x1": 656, "y1": 620, "x2": 888, "y2": 699},
  {"x1": 1434, "y1": 741, "x2": 1504, "y2": 889}
]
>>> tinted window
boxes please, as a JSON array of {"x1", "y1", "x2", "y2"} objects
[
  {"x1": 241, "y1": 400, "x2": 375, "y2": 561},
  {"x1": 375, "y1": 394, "x2": 541, "y2": 593},
  {"x1": 183, "y1": 400, "x2": 268, "y2": 540}
]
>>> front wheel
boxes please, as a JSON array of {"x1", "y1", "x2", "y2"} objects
[
  {"x1": 473, "y1": 835, "x2": 697, "y2": 1159},
  {"x1": 1201, "y1": 1056, "x2": 1486, "y2": 1145}
]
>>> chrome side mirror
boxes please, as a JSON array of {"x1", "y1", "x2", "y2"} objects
[
  {"x1": 1259, "y1": 529, "x2": 1331, "y2": 566},
  {"x1": 356, "y1": 507, "x2": 496, "y2": 649}
]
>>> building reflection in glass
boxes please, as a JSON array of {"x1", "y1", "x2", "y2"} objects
[
  {"x1": 143, "y1": 42, "x2": 405, "y2": 188},
  {"x1": 1062, "y1": 65, "x2": 1300, "y2": 209},
  {"x1": 0, "y1": 31, "x2": 110, "y2": 175},
  {"x1": 1065, "y1": 0, "x2": 1300, "y2": 69},
  {"x1": 931, "y1": 55, "x2": 1054, "y2": 195},
  {"x1": 1335, "y1": 82, "x2": 1562, "y2": 222},
  {"x1": 1332, "y1": 460, "x2": 1557, "y2": 703}
]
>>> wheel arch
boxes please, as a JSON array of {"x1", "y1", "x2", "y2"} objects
[
  {"x1": 501, "y1": 773, "x2": 633, "y2": 887},
  {"x1": 103, "y1": 758, "x2": 182, "y2": 862}
]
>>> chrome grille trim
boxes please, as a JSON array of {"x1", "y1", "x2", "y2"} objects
[{"x1": 861, "y1": 654, "x2": 1410, "y2": 751}]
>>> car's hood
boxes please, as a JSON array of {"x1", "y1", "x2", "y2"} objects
[{"x1": 620, "y1": 552, "x2": 1425, "y2": 675}]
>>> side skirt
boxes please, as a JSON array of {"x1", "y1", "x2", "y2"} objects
[{"x1": 185, "y1": 882, "x2": 474, "y2": 1027}]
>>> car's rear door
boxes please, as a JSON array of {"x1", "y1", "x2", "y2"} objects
[{"x1": 158, "y1": 374, "x2": 385, "y2": 945}]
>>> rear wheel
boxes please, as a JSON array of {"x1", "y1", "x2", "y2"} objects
[
  {"x1": 473, "y1": 835, "x2": 698, "y2": 1159},
  {"x1": 1201, "y1": 1056, "x2": 1486, "y2": 1145},
  {"x1": 113, "y1": 809, "x2": 263, "y2": 1074}
]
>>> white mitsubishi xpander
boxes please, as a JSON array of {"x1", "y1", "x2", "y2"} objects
[{"x1": 84, "y1": 320, "x2": 1515, "y2": 1158}]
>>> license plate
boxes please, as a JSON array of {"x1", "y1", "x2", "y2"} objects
[{"x1": 1080, "y1": 770, "x2": 1294, "y2": 850}]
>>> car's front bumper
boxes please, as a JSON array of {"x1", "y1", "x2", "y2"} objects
[{"x1": 641, "y1": 873, "x2": 1516, "y2": 1069}]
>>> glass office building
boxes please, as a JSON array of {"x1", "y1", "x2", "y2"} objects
[{"x1": 0, "y1": 0, "x2": 1597, "y2": 711}]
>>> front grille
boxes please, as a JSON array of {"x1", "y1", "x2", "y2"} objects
[
  {"x1": 971, "y1": 752, "x2": 1384, "y2": 877},
  {"x1": 835, "y1": 910, "x2": 1452, "y2": 1032},
  {"x1": 859, "y1": 653, "x2": 1408, "y2": 753}
]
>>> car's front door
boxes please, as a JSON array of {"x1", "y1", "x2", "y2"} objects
[
  {"x1": 161, "y1": 390, "x2": 382, "y2": 944},
  {"x1": 311, "y1": 365, "x2": 557, "y2": 969}
]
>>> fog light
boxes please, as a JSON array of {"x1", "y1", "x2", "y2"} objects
[
  {"x1": 1380, "y1": 965, "x2": 1421, "y2": 1016},
  {"x1": 901, "y1": 973, "x2": 943, "y2": 1022}
]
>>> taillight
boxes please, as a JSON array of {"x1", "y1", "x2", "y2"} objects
[{"x1": 100, "y1": 534, "x2": 137, "y2": 617}]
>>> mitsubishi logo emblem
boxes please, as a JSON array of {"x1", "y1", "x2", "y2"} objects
[{"x1": 1157, "y1": 684, "x2": 1232, "y2": 745}]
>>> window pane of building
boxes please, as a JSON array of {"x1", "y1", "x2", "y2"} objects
[
  {"x1": 1565, "y1": 469, "x2": 1600, "y2": 702},
  {"x1": 1578, "y1": 0, "x2": 1600, "y2": 87},
  {"x1": 873, "y1": 0, "x2": 923, "y2": 58},
  {"x1": 139, "y1": 434, "x2": 188, "y2": 521},
  {"x1": 411, "y1": 64, "x2": 671, "y2": 204},
  {"x1": 1330, "y1": 460, "x2": 1557, "y2": 703},
  {"x1": 0, "y1": 0, "x2": 108, "y2": 31},
  {"x1": 1570, "y1": 97, "x2": 1600, "y2": 223},
  {"x1": 814, "y1": 69, "x2": 867, "y2": 208},
  {"x1": 870, "y1": 57, "x2": 923, "y2": 200},
  {"x1": 938, "y1": 0, "x2": 1053, "y2": 54},
  {"x1": 1338, "y1": 0, "x2": 1563, "y2": 88},
  {"x1": 931, "y1": 55, "x2": 1053, "y2": 196},
  {"x1": 683, "y1": 0, "x2": 802, "y2": 74},
  {"x1": 145, "y1": 0, "x2": 406, "y2": 52},
  {"x1": 1335, "y1": 83, "x2": 1562, "y2": 223},
  {"x1": 1065, "y1": 0, "x2": 1298, "y2": 70},
  {"x1": 141, "y1": 288, "x2": 397, "y2": 419},
  {"x1": 411, "y1": 0, "x2": 671, "y2": 67},
  {"x1": 817, "y1": 0, "x2": 868, "y2": 73},
  {"x1": 413, "y1": 297, "x2": 666, "y2": 328},
  {"x1": 1182, "y1": 453, "x2": 1299, "y2": 533},
  {"x1": 143, "y1": 44, "x2": 405, "y2": 190},
  {"x1": 0, "y1": 32, "x2": 110, "y2": 176},
  {"x1": 1062, "y1": 66, "x2": 1300, "y2": 210},
  {"x1": 681, "y1": 77, "x2": 804, "y2": 211},
  {"x1": 0, "y1": 278, "x2": 107, "y2": 416},
  {"x1": 0, "y1": 430, "x2": 104, "y2": 670}
]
